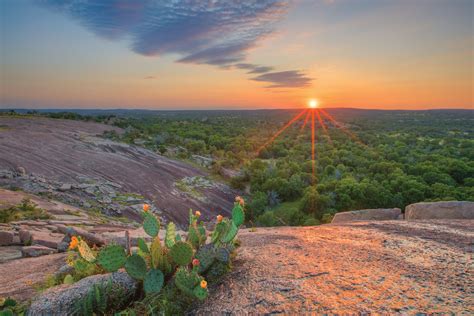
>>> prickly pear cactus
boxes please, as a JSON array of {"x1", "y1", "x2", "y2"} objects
[
  {"x1": 137, "y1": 238, "x2": 149, "y2": 254},
  {"x1": 144, "y1": 269, "x2": 164, "y2": 294},
  {"x1": 97, "y1": 245, "x2": 126, "y2": 272},
  {"x1": 143, "y1": 212, "x2": 160, "y2": 237},
  {"x1": 170, "y1": 241, "x2": 193, "y2": 266},
  {"x1": 195, "y1": 244, "x2": 216, "y2": 273},
  {"x1": 232, "y1": 204, "x2": 245, "y2": 227},
  {"x1": 221, "y1": 221, "x2": 238, "y2": 243},
  {"x1": 165, "y1": 222, "x2": 176, "y2": 248},
  {"x1": 125, "y1": 254, "x2": 147, "y2": 280},
  {"x1": 77, "y1": 239, "x2": 96, "y2": 263},
  {"x1": 193, "y1": 285, "x2": 208, "y2": 300}
]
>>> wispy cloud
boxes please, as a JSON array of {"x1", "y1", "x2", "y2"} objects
[
  {"x1": 38, "y1": 0, "x2": 311, "y2": 88},
  {"x1": 144, "y1": 76, "x2": 155, "y2": 79},
  {"x1": 251, "y1": 71, "x2": 312, "y2": 88},
  {"x1": 235, "y1": 63, "x2": 274, "y2": 74}
]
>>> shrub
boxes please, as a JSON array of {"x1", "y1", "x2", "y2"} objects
[{"x1": 0, "y1": 198, "x2": 51, "y2": 223}]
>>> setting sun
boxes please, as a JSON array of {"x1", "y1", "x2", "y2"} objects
[{"x1": 308, "y1": 99, "x2": 319, "y2": 108}]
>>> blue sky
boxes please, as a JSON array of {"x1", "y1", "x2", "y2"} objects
[{"x1": 1, "y1": 0, "x2": 472, "y2": 109}]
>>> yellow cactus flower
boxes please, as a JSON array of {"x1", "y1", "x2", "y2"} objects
[
  {"x1": 216, "y1": 215, "x2": 223, "y2": 223},
  {"x1": 195, "y1": 211, "x2": 201, "y2": 217},
  {"x1": 68, "y1": 236, "x2": 78, "y2": 250},
  {"x1": 200, "y1": 280, "x2": 207, "y2": 289},
  {"x1": 143, "y1": 204, "x2": 150, "y2": 212}
]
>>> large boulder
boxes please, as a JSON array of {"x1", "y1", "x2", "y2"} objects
[
  {"x1": 331, "y1": 208, "x2": 401, "y2": 223},
  {"x1": 27, "y1": 272, "x2": 138, "y2": 316},
  {"x1": 405, "y1": 201, "x2": 474, "y2": 220}
]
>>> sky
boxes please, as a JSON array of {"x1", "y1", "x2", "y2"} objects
[{"x1": 0, "y1": 0, "x2": 472, "y2": 110}]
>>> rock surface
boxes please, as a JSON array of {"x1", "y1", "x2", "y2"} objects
[
  {"x1": 331, "y1": 208, "x2": 401, "y2": 223},
  {"x1": 0, "y1": 117, "x2": 236, "y2": 225},
  {"x1": 27, "y1": 272, "x2": 138, "y2": 316},
  {"x1": 21, "y1": 245, "x2": 57, "y2": 257},
  {"x1": 0, "y1": 253, "x2": 67, "y2": 301},
  {"x1": 0, "y1": 230, "x2": 14, "y2": 246},
  {"x1": 405, "y1": 201, "x2": 474, "y2": 220},
  {"x1": 193, "y1": 220, "x2": 473, "y2": 314}
]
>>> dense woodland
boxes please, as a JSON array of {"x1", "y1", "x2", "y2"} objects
[{"x1": 4, "y1": 108, "x2": 473, "y2": 226}]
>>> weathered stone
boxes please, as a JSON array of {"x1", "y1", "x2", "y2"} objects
[
  {"x1": 0, "y1": 253, "x2": 67, "y2": 302},
  {"x1": 19, "y1": 229, "x2": 32, "y2": 245},
  {"x1": 16, "y1": 167, "x2": 27, "y2": 176},
  {"x1": 30, "y1": 230, "x2": 63, "y2": 249},
  {"x1": 56, "y1": 224, "x2": 106, "y2": 246},
  {"x1": 331, "y1": 208, "x2": 401, "y2": 223},
  {"x1": 58, "y1": 183, "x2": 72, "y2": 191},
  {"x1": 0, "y1": 231, "x2": 14, "y2": 246},
  {"x1": 405, "y1": 201, "x2": 474, "y2": 220},
  {"x1": 21, "y1": 245, "x2": 57, "y2": 257},
  {"x1": 0, "y1": 246, "x2": 23, "y2": 263},
  {"x1": 27, "y1": 272, "x2": 138, "y2": 316}
]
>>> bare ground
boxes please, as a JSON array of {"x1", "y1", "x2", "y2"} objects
[
  {"x1": 193, "y1": 220, "x2": 473, "y2": 314},
  {"x1": 0, "y1": 117, "x2": 235, "y2": 225}
]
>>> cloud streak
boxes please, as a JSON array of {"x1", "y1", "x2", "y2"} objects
[
  {"x1": 38, "y1": 0, "x2": 312, "y2": 88},
  {"x1": 251, "y1": 71, "x2": 312, "y2": 88}
]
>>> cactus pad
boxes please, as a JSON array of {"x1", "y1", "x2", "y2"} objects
[
  {"x1": 150, "y1": 236, "x2": 162, "y2": 269},
  {"x1": 195, "y1": 244, "x2": 216, "y2": 273},
  {"x1": 175, "y1": 267, "x2": 201, "y2": 297},
  {"x1": 97, "y1": 245, "x2": 126, "y2": 272},
  {"x1": 144, "y1": 269, "x2": 164, "y2": 294},
  {"x1": 187, "y1": 225, "x2": 201, "y2": 249},
  {"x1": 143, "y1": 212, "x2": 160, "y2": 237},
  {"x1": 232, "y1": 204, "x2": 245, "y2": 227},
  {"x1": 63, "y1": 274, "x2": 74, "y2": 285},
  {"x1": 170, "y1": 241, "x2": 193, "y2": 266},
  {"x1": 215, "y1": 247, "x2": 230, "y2": 263},
  {"x1": 221, "y1": 221, "x2": 238, "y2": 243},
  {"x1": 125, "y1": 254, "x2": 147, "y2": 280},
  {"x1": 211, "y1": 220, "x2": 228, "y2": 244},
  {"x1": 77, "y1": 239, "x2": 96, "y2": 263},
  {"x1": 137, "y1": 238, "x2": 149, "y2": 254},
  {"x1": 165, "y1": 222, "x2": 176, "y2": 248},
  {"x1": 193, "y1": 285, "x2": 208, "y2": 300}
]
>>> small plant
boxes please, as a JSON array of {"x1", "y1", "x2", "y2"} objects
[
  {"x1": 70, "y1": 197, "x2": 245, "y2": 314},
  {"x1": 0, "y1": 198, "x2": 51, "y2": 223}
]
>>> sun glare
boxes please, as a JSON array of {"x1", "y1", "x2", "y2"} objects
[{"x1": 308, "y1": 99, "x2": 319, "y2": 108}]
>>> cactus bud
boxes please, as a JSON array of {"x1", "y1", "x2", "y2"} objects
[
  {"x1": 192, "y1": 258, "x2": 200, "y2": 266},
  {"x1": 195, "y1": 211, "x2": 201, "y2": 217},
  {"x1": 200, "y1": 280, "x2": 207, "y2": 289},
  {"x1": 216, "y1": 215, "x2": 223, "y2": 223},
  {"x1": 143, "y1": 204, "x2": 150, "y2": 212}
]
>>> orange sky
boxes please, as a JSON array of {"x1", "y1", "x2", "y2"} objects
[{"x1": 1, "y1": 0, "x2": 472, "y2": 110}]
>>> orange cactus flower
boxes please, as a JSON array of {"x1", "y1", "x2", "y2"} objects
[
  {"x1": 143, "y1": 204, "x2": 150, "y2": 212},
  {"x1": 192, "y1": 258, "x2": 200, "y2": 266},
  {"x1": 235, "y1": 196, "x2": 245, "y2": 206},
  {"x1": 216, "y1": 215, "x2": 223, "y2": 223},
  {"x1": 200, "y1": 280, "x2": 207, "y2": 289},
  {"x1": 195, "y1": 211, "x2": 201, "y2": 217},
  {"x1": 69, "y1": 236, "x2": 78, "y2": 250}
]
